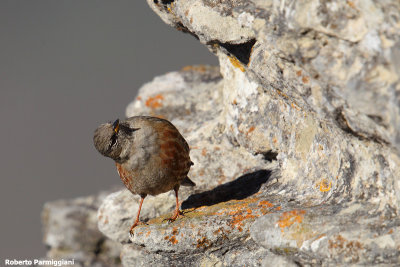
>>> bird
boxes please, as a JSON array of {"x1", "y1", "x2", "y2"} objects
[{"x1": 93, "y1": 116, "x2": 195, "y2": 236}]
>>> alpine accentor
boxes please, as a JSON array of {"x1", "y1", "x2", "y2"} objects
[{"x1": 93, "y1": 116, "x2": 195, "y2": 235}]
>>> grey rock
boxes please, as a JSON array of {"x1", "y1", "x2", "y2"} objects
[
  {"x1": 42, "y1": 190, "x2": 122, "y2": 267},
  {"x1": 143, "y1": 0, "x2": 400, "y2": 209},
  {"x1": 116, "y1": 64, "x2": 400, "y2": 265},
  {"x1": 125, "y1": 0, "x2": 400, "y2": 264},
  {"x1": 42, "y1": 0, "x2": 400, "y2": 266},
  {"x1": 98, "y1": 189, "x2": 177, "y2": 243},
  {"x1": 250, "y1": 202, "x2": 400, "y2": 265}
]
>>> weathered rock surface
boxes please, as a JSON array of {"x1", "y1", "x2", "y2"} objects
[
  {"x1": 251, "y1": 202, "x2": 400, "y2": 265},
  {"x1": 42, "y1": 190, "x2": 123, "y2": 267},
  {"x1": 42, "y1": 0, "x2": 400, "y2": 266}
]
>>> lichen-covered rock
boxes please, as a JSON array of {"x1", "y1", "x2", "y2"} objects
[
  {"x1": 106, "y1": 64, "x2": 399, "y2": 265},
  {"x1": 42, "y1": 0, "x2": 400, "y2": 265},
  {"x1": 124, "y1": 0, "x2": 400, "y2": 264},
  {"x1": 143, "y1": 0, "x2": 400, "y2": 209},
  {"x1": 251, "y1": 202, "x2": 400, "y2": 265}
]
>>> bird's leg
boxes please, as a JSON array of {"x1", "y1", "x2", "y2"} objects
[
  {"x1": 166, "y1": 186, "x2": 183, "y2": 223},
  {"x1": 129, "y1": 195, "x2": 146, "y2": 236}
]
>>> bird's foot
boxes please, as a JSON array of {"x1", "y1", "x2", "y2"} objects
[
  {"x1": 129, "y1": 221, "x2": 148, "y2": 237},
  {"x1": 163, "y1": 209, "x2": 184, "y2": 223}
]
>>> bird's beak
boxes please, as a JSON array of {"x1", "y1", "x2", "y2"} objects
[{"x1": 112, "y1": 119, "x2": 119, "y2": 134}]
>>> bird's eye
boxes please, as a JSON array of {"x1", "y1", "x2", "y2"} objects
[
  {"x1": 110, "y1": 133, "x2": 117, "y2": 147},
  {"x1": 106, "y1": 133, "x2": 118, "y2": 153}
]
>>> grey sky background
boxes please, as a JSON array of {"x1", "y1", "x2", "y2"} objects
[{"x1": 0, "y1": 1, "x2": 217, "y2": 259}]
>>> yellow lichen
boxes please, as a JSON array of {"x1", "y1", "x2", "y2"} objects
[
  {"x1": 317, "y1": 179, "x2": 332, "y2": 192},
  {"x1": 228, "y1": 56, "x2": 245, "y2": 72}
]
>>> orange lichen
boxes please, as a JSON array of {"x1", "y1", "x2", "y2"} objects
[
  {"x1": 277, "y1": 210, "x2": 306, "y2": 232},
  {"x1": 145, "y1": 94, "x2": 164, "y2": 109},
  {"x1": 317, "y1": 179, "x2": 332, "y2": 192},
  {"x1": 215, "y1": 198, "x2": 259, "y2": 216},
  {"x1": 196, "y1": 236, "x2": 211, "y2": 249},
  {"x1": 146, "y1": 231, "x2": 151, "y2": 237},
  {"x1": 214, "y1": 199, "x2": 262, "y2": 231},
  {"x1": 302, "y1": 76, "x2": 309, "y2": 84},
  {"x1": 228, "y1": 56, "x2": 245, "y2": 72},
  {"x1": 276, "y1": 90, "x2": 288, "y2": 98},
  {"x1": 164, "y1": 234, "x2": 178, "y2": 244},
  {"x1": 347, "y1": 1, "x2": 356, "y2": 8},
  {"x1": 169, "y1": 236, "x2": 178, "y2": 244},
  {"x1": 328, "y1": 234, "x2": 363, "y2": 262},
  {"x1": 201, "y1": 148, "x2": 207, "y2": 156},
  {"x1": 231, "y1": 210, "x2": 257, "y2": 230},
  {"x1": 213, "y1": 228, "x2": 229, "y2": 239},
  {"x1": 144, "y1": 197, "x2": 277, "y2": 240},
  {"x1": 247, "y1": 126, "x2": 255, "y2": 135},
  {"x1": 296, "y1": 70, "x2": 302, "y2": 76},
  {"x1": 172, "y1": 227, "x2": 179, "y2": 235},
  {"x1": 181, "y1": 65, "x2": 207, "y2": 73},
  {"x1": 291, "y1": 102, "x2": 300, "y2": 111},
  {"x1": 258, "y1": 200, "x2": 274, "y2": 208},
  {"x1": 136, "y1": 96, "x2": 142, "y2": 101},
  {"x1": 258, "y1": 201, "x2": 274, "y2": 215}
]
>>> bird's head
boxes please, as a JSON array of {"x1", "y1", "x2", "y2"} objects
[{"x1": 93, "y1": 119, "x2": 139, "y2": 162}]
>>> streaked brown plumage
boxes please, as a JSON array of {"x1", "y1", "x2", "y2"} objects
[{"x1": 93, "y1": 116, "x2": 194, "y2": 235}]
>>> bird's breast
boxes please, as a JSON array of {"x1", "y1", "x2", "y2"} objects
[{"x1": 115, "y1": 162, "x2": 134, "y2": 191}]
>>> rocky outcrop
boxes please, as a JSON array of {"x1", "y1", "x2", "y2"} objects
[
  {"x1": 42, "y1": 0, "x2": 400, "y2": 266},
  {"x1": 41, "y1": 190, "x2": 123, "y2": 267}
]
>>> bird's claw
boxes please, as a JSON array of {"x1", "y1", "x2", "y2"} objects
[
  {"x1": 128, "y1": 221, "x2": 148, "y2": 237},
  {"x1": 163, "y1": 210, "x2": 184, "y2": 223},
  {"x1": 163, "y1": 218, "x2": 175, "y2": 224}
]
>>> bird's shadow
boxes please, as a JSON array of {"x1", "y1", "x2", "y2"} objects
[{"x1": 181, "y1": 169, "x2": 272, "y2": 210}]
